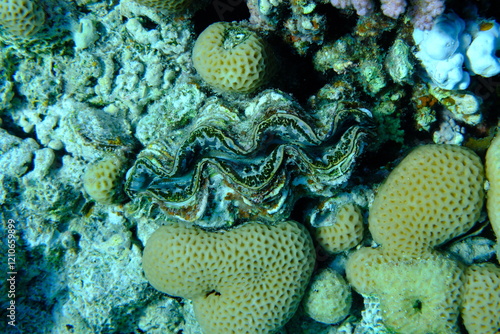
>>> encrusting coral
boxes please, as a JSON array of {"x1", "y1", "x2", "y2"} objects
[
  {"x1": 142, "y1": 220, "x2": 316, "y2": 334},
  {"x1": 3, "y1": 0, "x2": 500, "y2": 331}
]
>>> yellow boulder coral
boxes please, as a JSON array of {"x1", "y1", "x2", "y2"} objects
[
  {"x1": 486, "y1": 131, "x2": 500, "y2": 245},
  {"x1": 192, "y1": 22, "x2": 276, "y2": 93},
  {"x1": 302, "y1": 268, "x2": 352, "y2": 324},
  {"x1": 83, "y1": 156, "x2": 126, "y2": 204},
  {"x1": 142, "y1": 220, "x2": 315, "y2": 334},
  {"x1": 134, "y1": 0, "x2": 193, "y2": 12},
  {"x1": 460, "y1": 263, "x2": 500, "y2": 334},
  {"x1": 346, "y1": 248, "x2": 463, "y2": 334},
  {"x1": 369, "y1": 144, "x2": 485, "y2": 255},
  {"x1": 313, "y1": 202, "x2": 364, "y2": 254},
  {"x1": 0, "y1": 0, "x2": 45, "y2": 38}
]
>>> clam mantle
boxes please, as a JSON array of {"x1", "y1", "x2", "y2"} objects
[{"x1": 125, "y1": 104, "x2": 373, "y2": 226}]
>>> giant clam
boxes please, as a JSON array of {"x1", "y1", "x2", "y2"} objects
[{"x1": 125, "y1": 104, "x2": 373, "y2": 227}]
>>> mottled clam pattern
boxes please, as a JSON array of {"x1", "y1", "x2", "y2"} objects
[{"x1": 125, "y1": 105, "x2": 373, "y2": 226}]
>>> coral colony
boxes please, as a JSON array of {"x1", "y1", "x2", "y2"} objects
[{"x1": 1, "y1": 0, "x2": 499, "y2": 333}]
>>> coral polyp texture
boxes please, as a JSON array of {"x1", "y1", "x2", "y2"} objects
[
  {"x1": 134, "y1": 0, "x2": 193, "y2": 12},
  {"x1": 313, "y1": 202, "x2": 364, "y2": 254},
  {"x1": 460, "y1": 263, "x2": 500, "y2": 334},
  {"x1": 0, "y1": 0, "x2": 45, "y2": 38},
  {"x1": 302, "y1": 268, "x2": 352, "y2": 324},
  {"x1": 125, "y1": 107, "x2": 372, "y2": 225},
  {"x1": 83, "y1": 155, "x2": 125, "y2": 204},
  {"x1": 486, "y1": 131, "x2": 500, "y2": 243},
  {"x1": 192, "y1": 22, "x2": 276, "y2": 93},
  {"x1": 369, "y1": 144, "x2": 485, "y2": 255},
  {"x1": 3, "y1": 0, "x2": 500, "y2": 331},
  {"x1": 142, "y1": 220, "x2": 316, "y2": 334},
  {"x1": 346, "y1": 248, "x2": 463, "y2": 333}
]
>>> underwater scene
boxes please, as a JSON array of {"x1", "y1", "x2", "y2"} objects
[{"x1": 1, "y1": 0, "x2": 500, "y2": 333}]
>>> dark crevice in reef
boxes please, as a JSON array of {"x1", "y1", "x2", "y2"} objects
[
  {"x1": 23, "y1": 153, "x2": 36, "y2": 174},
  {"x1": 272, "y1": 41, "x2": 327, "y2": 105},
  {"x1": 290, "y1": 197, "x2": 316, "y2": 223},
  {"x1": 316, "y1": 2, "x2": 358, "y2": 42},
  {"x1": 448, "y1": 0, "x2": 500, "y2": 21},
  {"x1": 193, "y1": 0, "x2": 250, "y2": 35},
  {"x1": 1, "y1": 107, "x2": 37, "y2": 142},
  {"x1": 129, "y1": 224, "x2": 145, "y2": 251},
  {"x1": 138, "y1": 15, "x2": 159, "y2": 31},
  {"x1": 356, "y1": 140, "x2": 403, "y2": 174}
]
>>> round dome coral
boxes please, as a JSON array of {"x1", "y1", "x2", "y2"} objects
[
  {"x1": 0, "y1": 0, "x2": 45, "y2": 38},
  {"x1": 192, "y1": 22, "x2": 276, "y2": 93},
  {"x1": 369, "y1": 144, "x2": 485, "y2": 255}
]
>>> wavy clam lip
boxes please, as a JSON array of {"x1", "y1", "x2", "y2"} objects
[{"x1": 125, "y1": 107, "x2": 373, "y2": 225}]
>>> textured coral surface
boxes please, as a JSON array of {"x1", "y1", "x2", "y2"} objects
[
  {"x1": 0, "y1": 0, "x2": 45, "y2": 38},
  {"x1": 369, "y1": 144, "x2": 485, "y2": 255},
  {"x1": 192, "y1": 22, "x2": 276, "y2": 93},
  {"x1": 1, "y1": 0, "x2": 499, "y2": 333},
  {"x1": 143, "y1": 221, "x2": 315, "y2": 334}
]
